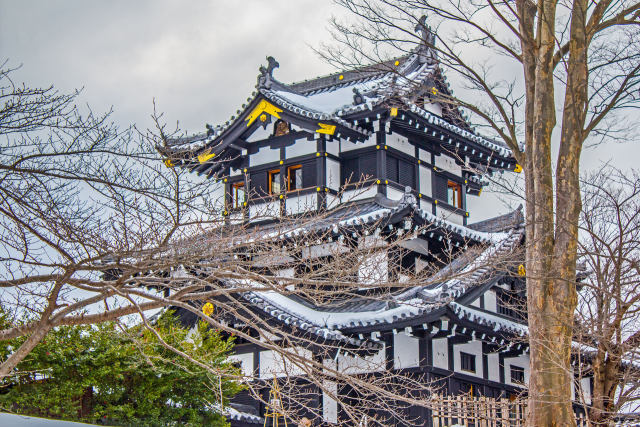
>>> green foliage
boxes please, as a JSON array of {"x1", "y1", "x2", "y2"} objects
[{"x1": 0, "y1": 311, "x2": 242, "y2": 426}]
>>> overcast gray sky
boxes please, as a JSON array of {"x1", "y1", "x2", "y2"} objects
[{"x1": 1, "y1": 1, "x2": 637, "y2": 221}]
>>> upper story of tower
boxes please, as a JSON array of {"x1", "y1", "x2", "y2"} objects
[{"x1": 158, "y1": 41, "x2": 518, "y2": 226}]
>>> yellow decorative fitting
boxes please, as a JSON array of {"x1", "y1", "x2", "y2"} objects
[
  {"x1": 243, "y1": 168, "x2": 247, "y2": 173},
  {"x1": 384, "y1": 145, "x2": 387, "y2": 150},
  {"x1": 324, "y1": 188, "x2": 329, "y2": 192},
  {"x1": 224, "y1": 178, "x2": 228, "y2": 182},
  {"x1": 385, "y1": 180, "x2": 388, "y2": 184},
  {"x1": 223, "y1": 210, "x2": 228, "y2": 216},
  {"x1": 376, "y1": 179, "x2": 381, "y2": 184},
  {"x1": 338, "y1": 74, "x2": 344, "y2": 80},
  {"x1": 431, "y1": 87, "x2": 438, "y2": 95},
  {"x1": 418, "y1": 160, "x2": 421, "y2": 164},
  {"x1": 514, "y1": 163, "x2": 523, "y2": 173},
  {"x1": 518, "y1": 264, "x2": 526, "y2": 277},
  {"x1": 198, "y1": 149, "x2": 215, "y2": 164},
  {"x1": 390, "y1": 107, "x2": 398, "y2": 117},
  {"x1": 202, "y1": 302, "x2": 214, "y2": 316},
  {"x1": 434, "y1": 200, "x2": 438, "y2": 205},
  {"x1": 465, "y1": 180, "x2": 468, "y2": 184},
  {"x1": 246, "y1": 100, "x2": 282, "y2": 127},
  {"x1": 316, "y1": 187, "x2": 321, "y2": 192},
  {"x1": 259, "y1": 113, "x2": 267, "y2": 122},
  {"x1": 243, "y1": 202, "x2": 247, "y2": 207},
  {"x1": 279, "y1": 194, "x2": 284, "y2": 199},
  {"x1": 465, "y1": 212, "x2": 469, "y2": 217},
  {"x1": 418, "y1": 193, "x2": 422, "y2": 198},
  {"x1": 478, "y1": 189, "x2": 483, "y2": 195},
  {"x1": 316, "y1": 123, "x2": 337, "y2": 135},
  {"x1": 324, "y1": 153, "x2": 328, "y2": 157},
  {"x1": 376, "y1": 145, "x2": 380, "y2": 149},
  {"x1": 394, "y1": 60, "x2": 400, "y2": 66},
  {"x1": 164, "y1": 159, "x2": 174, "y2": 168},
  {"x1": 279, "y1": 160, "x2": 284, "y2": 165},
  {"x1": 316, "y1": 152, "x2": 320, "y2": 157}
]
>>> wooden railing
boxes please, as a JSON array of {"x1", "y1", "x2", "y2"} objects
[{"x1": 431, "y1": 393, "x2": 589, "y2": 427}]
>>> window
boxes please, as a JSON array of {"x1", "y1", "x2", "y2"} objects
[
  {"x1": 268, "y1": 169, "x2": 281, "y2": 194},
  {"x1": 510, "y1": 365, "x2": 525, "y2": 384},
  {"x1": 447, "y1": 180, "x2": 462, "y2": 208},
  {"x1": 342, "y1": 153, "x2": 377, "y2": 186},
  {"x1": 229, "y1": 182, "x2": 245, "y2": 209},
  {"x1": 287, "y1": 165, "x2": 303, "y2": 191},
  {"x1": 460, "y1": 352, "x2": 476, "y2": 373}
]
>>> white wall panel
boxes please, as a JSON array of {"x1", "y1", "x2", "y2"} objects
[
  {"x1": 326, "y1": 139, "x2": 339, "y2": 156},
  {"x1": 246, "y1": 124, "x2": 273, "y2": 142},
  {"x1": 394, "y1": 332, "x2": 420, "y2": 369},
  {"x1": 505, "y1": 354, "x2": 530, "y2": 387},
  {"x1": 228, "y1": 352, "x2": 254, "y2": 378},
  {"x1": 323, "y1": 359, "x2": 338, "y2": 424},
  {"x1": 487, "y1": 353, "x2": 501, "y2": 382},
  {"x1": 432, "y1": 338, "x2": 448, "y2": 369},
  {"x1": 435, "y1": 153, "x2": 462, "y2": 176},
  {"x1": 338, "y1": 345, "x2": 386, "y2": 374},
  {"x1": 259, "y1": 347, "x2": 312, "y2": 378},
  {"x1": 342, "y1": 186, "x2": 378, "y2": 202},
  {"x1": 285, "y1": 193, "x2": 317, "y2": 215},
  {"x1": 249, "y1": 201, "x2": 279, "y2": 219},
  {"x1": 341, "y1": 135, "x2": 376, "y2": 152},
  {"x1": 419, "y1": 165, "x2": 432, "y2": 197},
  {"x1": 387, "y1": 186, "x2": 405, "y2": 201},
  {"x1": 250, "y1": 145, "x2": 280, "y2": 166},
  {"x1": 285, "y1": 138, "x2": 316, "y2": 159},
  {"x1": 454, "y1": 340, "x2": 484, "y2": 378},
  {"x1": 419, "y1": 148, "x2": 431, "y2": 162},
  {"x1": 484, "y1": 290, "x2": 497, "y2": 312},
  {"x1": 326, "y1": 158, "x2": 341, "y2": 191},
  {"x1": 437, "y1": 206, "x2": 464, "y2": 225},
  {"x1": 386, "y1": 133, "x2": 414, "y2": 156}
]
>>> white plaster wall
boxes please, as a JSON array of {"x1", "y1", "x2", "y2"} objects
[
  {"x1": 259, "y1": 347, "x2": 312, "y2": 379},
  {"x1": 432, "y1": 337, "x2": 449, "y2": 369},
  {"x1": 470, "y1": 298, "x2": 480, "y2": 308},
  {"x1": 285, "y1": 193, "x2": 317, "y2": 215},
  {"x1": 420, "y1": 199, "x2": 432, "y2": 212},
  {"x1": 338, "y1": 345, "x2": 386, "y2": 374},
  {"x1": 419, "y1": 148, "x2": 431, "y2": 162},
  {"x1": 437, "y1": 206, "x2": 464, "y2": 225},
  {"x1": 387, "y1": 186, "x2": 405, "y2": 201},
  {"x1": 434, "y1": 153, "x2": 462, "y2": 176},
  {"x1": 454, "y1": 340, "x2": 484, "y2": 378},
  {"x1": 326, "y1": 158, "x2": 341, "y2": 191},
  {"x1": 209, "y1": 183, "x2": 226, "y2": 212},
  {"x1": 326, "y1": 139, "x2": 340, "y2": 156},
  {"x1": 386, "y1": 133, "x2": 415, "y2": 156},
  {"x1": 419, "y1": 165, "x2": 432, "y2": 197},
  {"x1": 301, "y1": 241, "x2": 350, "y2": 259},
  {"x1": 484, "y1": 289, "x2": 498, "y2": 312},
  {"x1": 340, "y1": 134, "x2": 376, "y2": 152},
  {"x1": 487, "y1": 352, "x2": 501, "y2": 382},
  {"x1": 342, "y1": 185, "x2": 378, "y2": 202},
  {"x1": 578, "y1": 377, "x2": 592, "y2": 405},
  {"x1": 230, "y1": 167, "x2": 243, "y2": 177},
  {"x1": 249, "y1": 201, "x2": 280, "y2": 219},
  {"x1": 285, "y1": 138, "x2": 316, "y2": 159},
  {"x1": 245, "y1": 124, "x2": 273, "y2": 142},
  {"x1": 228, "y1": 352, "x2": 254, "y2": 378},
  {"x1": 505, "y1": 354, "x2": 530, "y2": 387},
  {"x1": 394, "y1": 332, "x2": 420, "y2": 369},
  {"x1": 326, "y1": 194, "x2": 340, "y2": 209},
  {"x1": 249, "y1": 145, "x2": 280, "y2": 166},
  {"x1": 323, "y1": 359, "x2": 338, "y2": 424}
]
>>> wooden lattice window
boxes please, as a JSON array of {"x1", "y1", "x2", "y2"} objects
[
  {"x1": 287, "y1": 164, "x2": 303, "y2": 191},
  {"x1": 229, "y1": 181, "x2": 245, "y2": 209},
  {"x1": 510, "y1": 365, "x2": 525, "y2": 384},
  {"x1": 268, "y1": 169, "x2": 281, "y2": 194},
  {"x1": 447, "y1": 180, "x2": 462, "y2": 208}
]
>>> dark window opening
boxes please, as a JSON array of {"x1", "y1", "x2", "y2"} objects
[
  {"x1": 274, "y1": 120, "x2": 290, "y2": 137},
  {"x1": 228, "y1": 181, "x2": 245, "y2": 209},
  {"x1": 447, "y1": 180, "x2": 462, "y2": 208},
  {"x1": 268, "y1": 169, "x2": 281, "y2": 194},
  {"x1": 510, "y1": 366, "x2": 525, "y2": 384},
  {"x1": 287, "y1": 165, "x2": 303, "y2": 191},
  {"x1": 342, "y1": 153, "x2": 377, "y2": 186},
  {"x1": 460, "y1": 352, "x2": 476, "y2": 373}
]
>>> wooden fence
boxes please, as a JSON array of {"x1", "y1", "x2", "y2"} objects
[{"x1": 431, "y1": 393, "x2": 589, "y2": 427}]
